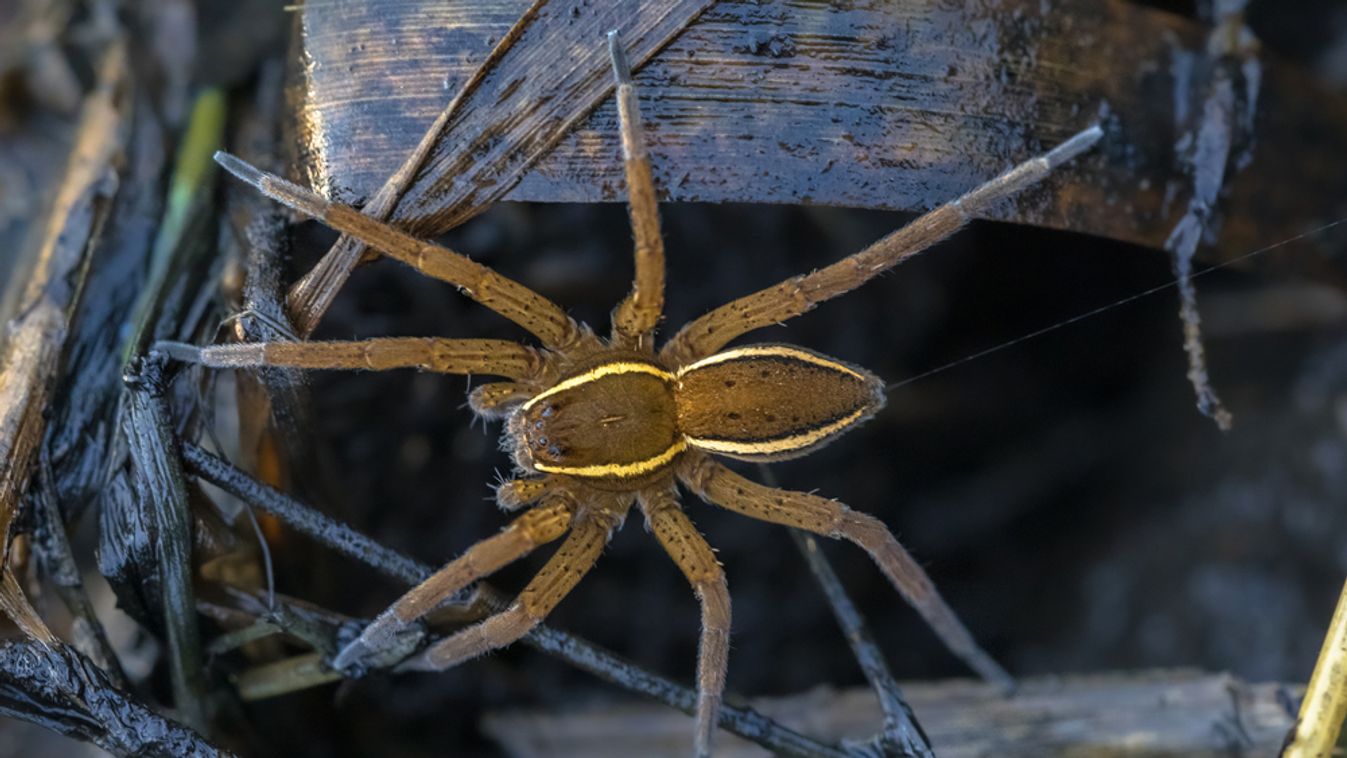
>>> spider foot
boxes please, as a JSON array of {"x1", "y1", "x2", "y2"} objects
[{"x1": 330, "y1": 614, "x2": 426, "y2": 676}]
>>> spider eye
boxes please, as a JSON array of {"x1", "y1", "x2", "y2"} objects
[
  {"x1": 541, "y1": 404, "x2": 556, "y2": 418},
  {"x1": 547, "y1": 445, "x2": 563, "y2": 458}
]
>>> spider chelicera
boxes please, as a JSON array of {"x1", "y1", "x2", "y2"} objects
[{"x1": 163, "y1": 32, "x2": 1101, "y2": 757}]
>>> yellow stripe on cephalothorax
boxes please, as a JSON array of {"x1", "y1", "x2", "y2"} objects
[
  {"x1": 675, "y1": 345, "x2": 869, "y2": 382},
  {"x1": 521, "y1": 361, "x2": 675, "y2": 414},
  {"x1": 685, "y1": 406, "x2": 871, "y2": 457},
  {"x1": 532, "y1": 437, "x2": 688, "y2": 478}
]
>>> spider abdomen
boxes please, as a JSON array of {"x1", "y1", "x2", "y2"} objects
[{"x1": 675, "y1": 344, "x2": 885, "y2": 461}]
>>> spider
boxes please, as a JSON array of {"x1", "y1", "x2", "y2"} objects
[{"x1": 164, "y1": 33, "x2": 1101, "y2": 757}]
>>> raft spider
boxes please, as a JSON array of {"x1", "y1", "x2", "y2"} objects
[{"x1": 164, "y1": 32, "x2": 1101, "y2": 757}]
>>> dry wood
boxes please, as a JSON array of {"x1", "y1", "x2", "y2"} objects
[
  {"x1": 484, "y1": 670, "x2": 1301, "y2": 757},
  {"x1": 293, "y1": 0, "x2": 1347, "y2": 276}
]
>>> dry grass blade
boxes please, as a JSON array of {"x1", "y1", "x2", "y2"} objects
[
  {"x1": 115, "y1": 88, "x2": 228, "y2": 735},
  {"x1": 31, "y1": 452, "x2": 128, "y2": 687},
  {"x1": 0, "y1": 41, "x2": 128, "y2": 645},
  {"x1": 1284, "y1": 578, "x2": 1347, "y2": 757}
]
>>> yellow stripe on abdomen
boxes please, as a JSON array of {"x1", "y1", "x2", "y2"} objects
[{"x1": 685, "y1": 407, "x2": 870, "y2": 458}]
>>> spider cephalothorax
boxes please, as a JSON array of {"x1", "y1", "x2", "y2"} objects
[{"x1": 168, "y1": 32, "x2": 1101, "y2": 758}]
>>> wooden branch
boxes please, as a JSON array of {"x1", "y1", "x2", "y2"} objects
[
  {"x1": 293, "y1": 0, "x2": 1347, "y2": 278},
  {"x1": 483, "y1": 670, "x2": 1302, "y2": 757}
]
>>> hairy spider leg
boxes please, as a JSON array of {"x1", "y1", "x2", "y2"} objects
[
  {"x1": 285, "y1": 0, "x2": 550, "y2": 337},
  {"x1": 213, "y1": 152, "x2": 590, "y2": 352},
  {"x1": 331, "y1": 491, "x2": 575, "y2": 672},
  {"x1": 607, "y1": 31, "x2": 666, "y2": 347},
  {"x1": 155, "y1": 337, "x2": 544, "y2": 381},
  {"x1": 400, "y1": 504, "x2": 625, "y2": 671},
  {"x1": 660, "y1": 124, "x2": 1105, "y2": 365},
  {"x1": 640, "y1": 487, "x2": 730, "y2": 758},
  {"x1": 681, "y1": 453, "x2": 1015, "y2": 692}
]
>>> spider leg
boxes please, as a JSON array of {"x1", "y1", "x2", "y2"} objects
[
  {"x1": 331, "y1": 491, "x2": 576, "y2": 672},
  {"x1": 400, "y1": 503, "x2": 623, "y2": 671},
  {"x1": 156, "y1": 337, "x2": 545, "y2": 382},
  {"x1": 214, "y1": 153, "x2": 588, "y2": 351},
  {"x1": 681, "y1": 453, "x2": 1014, "y2": 691},
  {"x1": 660, "y1": 124, "x2": 1104, "y2": 364},
  {"x1": 607, "y1": 32, "x2": 666, "y2": 347},
  {"x1": 640, "y1": 486, "x2": 729, "y2": 758}
]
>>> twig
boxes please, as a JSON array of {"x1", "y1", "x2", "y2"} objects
[
  {"x1": 234, "y1": 652, "x2": 333, "y2": 702},
  {"x1": 30, "y1": 450, "x2": 129, "y2": 688},
  {"x1": 760, "y1": 463, "x2": 933, "y2": 757},
  {"x1": 181, "y1": 443, "x2": 428, "y2": 583},
  {"x1": 205, "y1": 620, "x2": 281, "y2": 657},
  {"x1": 225, "y1": 586, "x2": 350, "y2": 659},
  {"x1": 0, "y1": 638, "x2": 228, "y2": 758},
  {"x1": 1160, "y1": 6, "x2": 1260, "y2": 432},
  {"x1": 283, "y1": 0, "x2": 548, "y2": 336},
  {"x1": 224, "y1": 59, "x2": 321, "y2": 490},
  {"x1": 180, "y1": 442, "x2": 846, "y2": 758},
  {"x1": 121, "y1": 362, "x2": 208, "y2": 732},
  {"x1": 790, "y1": 530, "x2": 933, "y2": 758}
]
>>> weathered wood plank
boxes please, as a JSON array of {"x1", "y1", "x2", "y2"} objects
[
  {"x1": 293, "y1": 0, "x2": 1347, "y2": 270},
  {"x1": 483, "y1": 670, "x2": 1302, "y2": 757}
]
